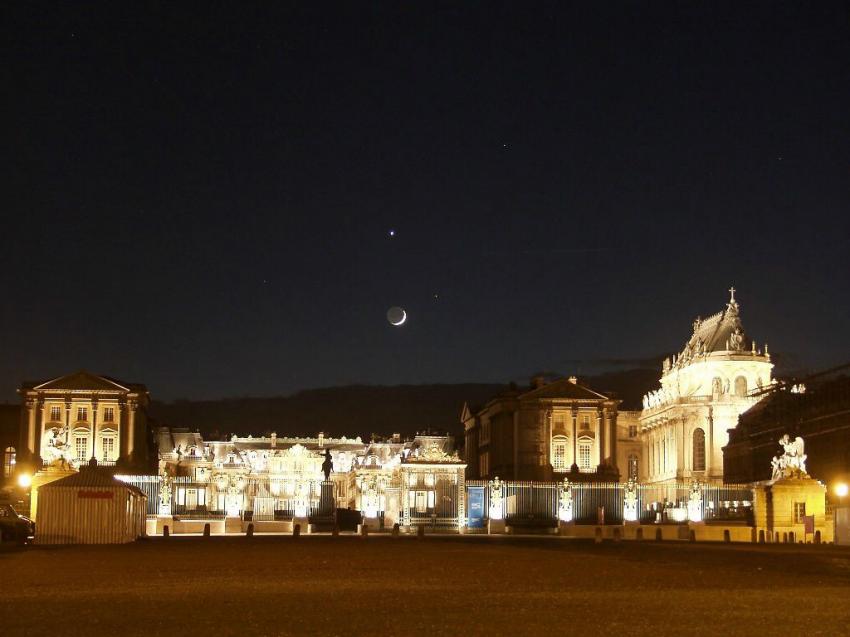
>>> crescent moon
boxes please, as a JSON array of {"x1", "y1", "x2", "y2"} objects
[{"x1": 391, "y1": 309, "x2": 407, "y2": 326}]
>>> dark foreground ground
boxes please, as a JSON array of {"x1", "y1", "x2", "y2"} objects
[{"x1": 2, "y1": 535, "x2": 850, "y2": 636}]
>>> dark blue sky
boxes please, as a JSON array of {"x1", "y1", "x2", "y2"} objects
[{"x1": 3, "y1": 2, "x2": 849, "y2": 401}]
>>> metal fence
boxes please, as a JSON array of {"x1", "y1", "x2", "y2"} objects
[
  {"x1": 116, "y1": 474, "x2": 160, "y2": 516},
  {"x1": 465, "y1": 480, "x2": 753, "y2": 528}
]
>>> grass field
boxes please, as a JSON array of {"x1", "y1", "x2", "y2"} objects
[{"x1": 2, "y1": 535, "x2": 849, "y2": 636}]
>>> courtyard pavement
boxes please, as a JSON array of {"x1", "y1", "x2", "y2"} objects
[{"x1": 1, "y1": 535, "x2": 849, "y2": 636}]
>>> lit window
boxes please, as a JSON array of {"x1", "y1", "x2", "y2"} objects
[
  {"x1": 197, "y1": 488, "x2": 207, "y2": 507},
  {"x1": 424, "y1": 473, "x2": 435, "y2": 487},
  {"x1": 408, "y1": 473, "x2": 418, "y2": 487},
  {"x1": 628, "y1": 425, "x2": 637, "y2": 438},
  {"x1": 793, "y1": 502, "x2": 806, "y2": 523},
  {"x1": 3, "y1": 447, "x2": 15, "y2": 477},
  {"x1": 75, "y1": 437, "x2": 88, "y2": 461},
  {"x1": 581, "y1": 414, "x2": 590, "y2": 429},
  {"x1": 578, "y1": 441, "x2": 592, "y2": 471},
  {"x1": 415, "y1": 491, "x2": 427, "y2": 513},
  {"x1": 693, "y1": 428, "x2": 706, "y2": 471},
  {"x1": 478, "y1": 452, "x2": 489, "y2": 477},
  {"x1": 103, "y1": 407, "x2": 115, "y2": 422},
  {"x1": 50, "y1": 406, "x2": 62, "y2": 421},
  {"x1": 427, "y1": 491, "x2": 435, "y2": 508},
  {"x1": 551, "y1": 437, "x2": 568, "y2": 471},
  {"x1": 628, "y1": 454, "x2": 639, "y2": 480},
  {"x1": 101, "y1": 437, "x2": 116, "y2": 462},
  {"x1": 77, "y1": 407, "x2": 88, "y2": 422},
  {"x1": 176, "y1": 488, "x2": 186, "y2": 506}
]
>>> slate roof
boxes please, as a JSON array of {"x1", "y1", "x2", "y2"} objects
[
  {"x1": 39, "y1": 465, "x2": 146, "y2": 497},
  {"x1": 519, "y1": 378, "x2": 612, "y2": 401}
]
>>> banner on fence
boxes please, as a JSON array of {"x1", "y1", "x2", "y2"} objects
[{"x1": 467, "y1": 486, "x2": 485, "y2": 528}]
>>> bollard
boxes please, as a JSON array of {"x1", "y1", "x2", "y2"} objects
[
  {"x1": 689, "y1": 530, "x2": 696, "y2": 543},
  {"x1": 758, "y1": 530, "x2": 765, "y2": 544},
  {"x1": 293, "y1": 523, "x2": 301, "y2": 537},
  {"x1": 246, "y1": 523, "x2": 254, "y2": 538},
  {"x1": 392, "y1": 523, "x2": 400, "y2": 537},
  {"x1": 594, "y1": 527, "x2": 603, "y2": 544},
  {"x1": 613, "y1": 527, "x2": 621, "y2": 543},
  {"x1": 417, "y1": 525, "x2": 425, "y2": 539},
  {"x1": 360, "y1": 525, "x2": 369, "y2": 537},
  {"x1": 788, "y1": 531, "x2": 795, "y2": 544},
  {"x1": 723, "y1": 529, "x2": 731, "y2": 543},
  {"x1": 203, "y1": 523, "x2": 211, "y2": 538},
  {"x1": 163, "y1": 525, "x2": 170, "y2": 538},
  {"x1": 635, "y1": 527, "x2": 643, "y2": 541},
  {"x1": 655, "y1": 528, "x2": 663, "y2": 542},
  {"x1": 332, "y1": 524, "x2": 340, "y2": 537},
  {"x1": 815, "y1": 530, "x2": 821, "y2": 545}
]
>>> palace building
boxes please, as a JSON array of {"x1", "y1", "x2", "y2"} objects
[
  {"x1": 17, "y1": 371, "x2": 151, "y2": 474},
  {"x1": 462, "y1": 375, "x2": 626, "y2": 481},
  {"x1": 636, "y1": 289, "x2": 773, "y2": 484}
]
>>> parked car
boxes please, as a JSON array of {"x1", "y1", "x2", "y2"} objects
[{"x1": 0, "y1": 503, "x2": 35, "y2": 543}]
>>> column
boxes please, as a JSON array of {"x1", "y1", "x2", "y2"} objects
[
  {"x1": 597, "y1": 408, "x2": 605, "y2": 466},
  {"x1": 127, "y1": 399, "x2": 137, "y2": 461},
  {"x1": 608, "y1": 411, "x2": 618, "y2": 471},
  {"x1": 34, "y1": 398, "x2": 44, "y2": 466},
  {"x1": 706, "y1": 406, "x2": 714, "y2": 476},
  {"x1": 118, "y1": 401, "x2": 128, "y2": 461},
  {"x1": 90, "y1": 399, "x2": 99, "y2": 461},
  {"x1": 571, "y1": 405, "x2": 578, "y2": 469},
  {"x1": 24, "y1": 397, "x2": 36, "y2": 458}
]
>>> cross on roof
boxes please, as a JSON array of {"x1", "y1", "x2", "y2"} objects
[{"x1": 729, "y1": 286, "x2": 736, "y2": 303}]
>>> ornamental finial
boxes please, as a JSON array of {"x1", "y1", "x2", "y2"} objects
[{"x1": 728, "y1": 286, "x2": 736, "y2": 304}]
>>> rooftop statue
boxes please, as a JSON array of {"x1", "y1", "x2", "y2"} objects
[{"x1": 770, "y1": 434, "x2": 807, "y2": 480}]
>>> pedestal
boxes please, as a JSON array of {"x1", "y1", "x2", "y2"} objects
[
  {"x1": 292, "y1": 516, "x2": 310, "y2": 534},
  {"x1": 156, "y1": 515, "x2": 174, "y2": 535},
  {"x1": 225, "y1": 516, "x2": 242, "y2": 534},
  {"x1": 488, "y1": 519, "x2": 506, "y2": 534}
]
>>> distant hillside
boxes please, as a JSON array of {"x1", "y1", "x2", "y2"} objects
[{"x1": 149, "y1": 369, "x2": 659, "y2": 440}]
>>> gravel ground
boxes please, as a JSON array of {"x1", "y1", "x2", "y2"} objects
[{"x1": 2, "y1": 535, "x2": 849, "y2": 636}]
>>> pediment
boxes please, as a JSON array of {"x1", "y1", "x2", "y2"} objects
[{"x1": 33, "y1": 371, "x2": 130, "y2": 393}]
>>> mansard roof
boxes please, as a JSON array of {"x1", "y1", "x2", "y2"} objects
[{"x1": 22, "y1": 370, "x2": 147, "y2": 394}]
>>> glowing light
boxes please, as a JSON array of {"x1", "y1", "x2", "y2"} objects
[
  {"x1": 17, "y1": 473, "x2": 32, "y2": 488},
  {"x1": 835, "y1": 483, "x2": 848, "y2": 498}
]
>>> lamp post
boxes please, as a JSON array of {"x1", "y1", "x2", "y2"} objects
[{"x1": 835, "y1": 482, "x2": 848, "y2": 507}]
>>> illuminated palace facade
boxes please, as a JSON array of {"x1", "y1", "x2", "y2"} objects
[
  {"x1": 16, "y1": 371, "x2": 151, "y2": 474},
  {"x1": 636, "y1": 289, "x2": 774, "y2": 484},
  {"x1": 155, "y1": 428, "x2": 465, "y2": 528}
]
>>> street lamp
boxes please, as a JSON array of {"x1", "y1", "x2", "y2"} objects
[
  {"x1": 17, "y1": 473, "x2": 32, "y2": 489},
  {"x1": 835, "y1": 482, "x2": 848, "y2": 506}
]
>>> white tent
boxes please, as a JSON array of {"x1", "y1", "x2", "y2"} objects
[{"x1": 36, "y1": 466, "x2": 147, "y2": 544}]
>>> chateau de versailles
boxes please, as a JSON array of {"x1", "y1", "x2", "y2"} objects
[{"x1": 3, "y1": 288, "x2": 849, "y2": 544}]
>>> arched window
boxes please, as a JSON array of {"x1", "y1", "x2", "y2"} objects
[
  {"x1": 628, "y1": 454, "x2": 639, "y2": 480},
  {"x1": 693, "y1": 428, "x2": 706, "y2": 471},
  {"x1": 734, "y1": 376, "x2": 748, "y2": 397},
  {"x1": 551, "y1": 436, "x2": 568, "y2": 471},
  {"x1": 3, "y1": 446, "x2": 15, "y2": 477}
]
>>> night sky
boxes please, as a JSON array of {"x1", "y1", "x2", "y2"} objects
[{"x1": 3, "y1": 2, "x2": 849, "y2": 401}]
